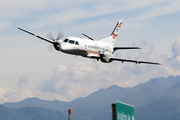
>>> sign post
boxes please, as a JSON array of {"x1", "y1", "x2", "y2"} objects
[{"x1": 112, "y1": 103, "x2": 116, "y2": 120}]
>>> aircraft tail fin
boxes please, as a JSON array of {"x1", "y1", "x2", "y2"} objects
[{"x1": 100, "y1": 20, "x2": 123, "y2": 46}]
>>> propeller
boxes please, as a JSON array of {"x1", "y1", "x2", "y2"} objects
[
  {"x1": 47, "y1": 31, "x2": 64, "y2": 42},
  {"x1": 46, "y1": 44, "x2": 54, "y2": 52},
  {"x1": 46, "y1": 31, "x2": 64, "y2": 52}
]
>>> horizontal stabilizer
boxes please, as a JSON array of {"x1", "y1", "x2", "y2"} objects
[{"x1": 82, "y1": 33, "x2": 94, "y2": 40}]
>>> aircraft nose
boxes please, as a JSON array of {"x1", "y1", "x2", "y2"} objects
[{"x1": 59, "y1": 43, "x2": 68, "y2": 52}]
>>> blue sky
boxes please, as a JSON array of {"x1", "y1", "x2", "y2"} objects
[{"x1": 0, "y1": 0, "x2": 180, "y2": 103}]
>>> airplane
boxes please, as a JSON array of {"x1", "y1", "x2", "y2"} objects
[{"x1": 18, "y1": 20, "x2": 161, "y2": 65}]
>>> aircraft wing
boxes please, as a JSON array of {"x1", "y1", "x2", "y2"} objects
[
  {"x1": 110, "y1": 58, "x2": 162, "y2": 65},
  {"x1": 113, "y1": 47, "x2": 140, "y2": 52},
  {"x1": 18, "y1": 27, "x2": 54, "y2": 44}
]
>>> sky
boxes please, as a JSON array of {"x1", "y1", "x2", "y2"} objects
[{"x1": 0, "y1": 0, "x2": 180, "y2": 104}]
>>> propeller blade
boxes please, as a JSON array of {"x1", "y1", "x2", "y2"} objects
[
  {"x1": 56, "y1": 31, "x2": 64, "y2": 40},
  {"x1": 46, "y1": 44, "x2": 54, "y2": 52},
  {"x1": 46, "y1": 31, "x2": 64, "y2": 51},
  {"x1": 47, "y1": 32, "x2": 55, "y2": 41}
]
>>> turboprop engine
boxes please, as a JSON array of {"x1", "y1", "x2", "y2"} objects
[
  {"x1": 99, "y1": 51, "x2": 114, "y2": 63},
  {"x1": 46, "y1": 32, "x2": 63, "y2": 51}
]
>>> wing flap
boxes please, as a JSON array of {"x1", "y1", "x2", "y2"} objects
[{"x1": 110, "y1": 58, "x2": 162, "y2": 65}]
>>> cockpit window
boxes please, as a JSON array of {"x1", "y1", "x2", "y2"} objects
[
  {"x1": 75, "y1": 41, "x2": 79, "y2": 45},
  {"x1": 64, "y1": 39, "x2": 69, "y2": 42},
  {"x1": 69, "y1": 40, "x2": 75, "y2": 44}
]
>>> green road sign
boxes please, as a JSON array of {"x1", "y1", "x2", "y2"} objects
[{"x1": 116, "y1": 101, "x2": 135, "y2": 120}]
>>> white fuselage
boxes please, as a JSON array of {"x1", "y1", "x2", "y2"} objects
[{"x1": 60, "y1": 37, "x2": 114, "y2": 60}]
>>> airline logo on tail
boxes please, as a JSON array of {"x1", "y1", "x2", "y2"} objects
[
  {"x1": 113, "y1": 33, "x2": 117, "y2": 39},
  {"x1": 112, "y1": 21, "x2": 122, "y2": 39},
  {"x1": 117, "y1": 22, "x2": 122, "y2": 28}
]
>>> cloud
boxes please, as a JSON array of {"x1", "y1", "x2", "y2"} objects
[
  {"x1": 0, "y1": 86, "x2": 64, "y2": 104},
  {"x1": 0, "y1": 76, "x2": 31, "y2": 103},
  {"x1": 17, "y1": 75, "x2": 28, "y2": 87},
  {"x1": 36, "y1": 40, "x2": 166, "y2": 101},
  {"x1": 3, "y1": 88, "x2": 33, "y2": 103},
  {"x1": 0, "y1": 87, "x2": 6, "y2": 103},
  {"x1": 171, "y1": 39, "x2": 180, "y2": 57},
  {"x1": 1, "y1": 39, "x2": 180, "y2": 103},
  {"x1": 135, "y1": 0, "x2": 180, "y2": 20},
  {"x1": 0, "y1": 0, "x2": 50, "y2": 18},
  {"x1": 35, "y1": 39, "x2": 180, "y2": 102},
  {"x1": 161, "y1": 38, "x2": 180, "y2": 71},
  {"x1": 1, "y1": 0, "x2": 177, "y2": 29}
]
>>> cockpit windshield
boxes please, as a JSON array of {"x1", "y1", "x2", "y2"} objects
[
  {"x1": 68, "y1": 40, "x2": 75, "y2": 44},
  {"x1": 64, "y1": 39, "x2": 79, "y2": 45},
  {"x1": 64, "y1": 39, "x2": 69, "y2": 42}
]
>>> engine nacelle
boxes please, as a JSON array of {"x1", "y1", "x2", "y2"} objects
[
  {"x1": 100, "y1": 51, "x2": 114, "y2": 63},
  {"x1": 54, "y1": 40, "x2": 63, "y2": 51}
]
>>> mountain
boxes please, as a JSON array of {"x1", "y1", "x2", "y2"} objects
[
  {"x1": 136, "y1": 98, "x2": 180, "y2": 120},
  {"x1": 14, "y1": 106, "x2": 66, "y2": 120},
  {"x1": 0, "y1": 105, "x2": 66, "y2": 120},
  {"x1": 0, "y1": 105, "x2": 19, "y2": 120},
  {"x1": 65, "y1": 85, "x2": 134, "y2": 109},
  {"x1": 162, "y1": 81, "x2": 180, "y2": 99},
  {"x1": 2, "y1": 75, "x2": 180, "y2": 120},
  {"x1": 121, "y1": 87, "x2": 161, "y2": 108},
  {"x1": 120, "y1": 76, "x2": 180, "y2": 108},
  {"x1": 68, "y1": 75, "x2": 180, "y2": 109},
  {"x1": 4, "y1": 76, "x2": 180, "y2": 110},
  {"x1": 132, "y1": 75, "x2": 180, "y2": 91},
  {"x1": 70, "y1": 105, "x2": 111, "y2": 120},
  {"x1": 3, "y1": 85, "x2": 134, "y2": 111},
  {"x1": 3, "y1": 97, "x2": 68, "y2": 110}
]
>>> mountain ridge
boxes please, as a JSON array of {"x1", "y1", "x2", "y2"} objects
[
  {"x1": 2, "y1": 75, "x2": 180, "y2": 120},
  {"x1": 3, "y1": 75, "x2": 180, "y2": 111},
  {"x1": 136, "y1": 98, "x2": 180, "y2": 120},
  {"x1": 0, "y1": 105, "x2": 66, "y2": 120}
]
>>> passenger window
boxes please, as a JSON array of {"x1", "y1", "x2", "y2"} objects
[
  {"x1": 64, "y1": 39, "x2": 69, "y2": 42},
  {"x1": 69, "y1": 40, "x2": 75, "y2": 44},
  {"x1": 75, "y1": 41, "x2": 79, "y2": 45}
]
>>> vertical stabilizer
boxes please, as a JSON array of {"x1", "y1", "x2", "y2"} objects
[{"x1": 100, "y1": 20, "x2": 123, "y2": 46}]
